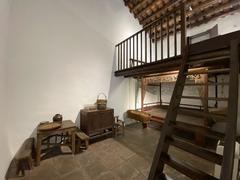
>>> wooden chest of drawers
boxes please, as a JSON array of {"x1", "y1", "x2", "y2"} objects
[{"x1": 80, "y1": 108, "x2": 114, "y2": 139}]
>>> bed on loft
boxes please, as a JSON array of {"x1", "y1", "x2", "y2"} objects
[{"x1": 125, "y1": 24, "x2": 229, "y2": 129}]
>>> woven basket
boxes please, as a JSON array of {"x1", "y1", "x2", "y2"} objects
[{"x1": 96, "y1": 93, "x2": 107, "y2": 110}]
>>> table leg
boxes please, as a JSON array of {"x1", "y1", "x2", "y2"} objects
[
  {"x1": 71, "y1": 131, "x2": 75, "y2": 154},
  {"x1": 36, "y1": 134, "x2": 42, "y2": 166}
]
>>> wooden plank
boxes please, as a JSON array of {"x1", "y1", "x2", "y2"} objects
[
  {"x1": 184, "y1": 82, "x2": 229, "y2": 86},
  {"x1": 189, "y1": 30, "x2": 240, "y2": 56},
  {"x1": 187, "y1": 55, "x2": 230, "y2": 65},
  {"x1": 181, "y1": 96, "x2": 228, "y2": 101},
  {"x1": 177, "y1": 108, "x2": 227, "y2": 122},
  {"x1": 171, "y1": 121, "x2": 225, "y2": 140},
  {"x1": 161, "y1": 153, "x2": 218, "y2": 180},
  {"x1": 168, "y1": 136, "x2": 223, "y2": 165},
  {"x1": 186, "y1": 68, "x2": 230, "y2": 75},
  {"x1": 220, "y1": 40, "x2": 239, "y2": 180}
]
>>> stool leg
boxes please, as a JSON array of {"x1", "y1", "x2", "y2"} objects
[
  {"x1": 76, "y1": 139, "x2": 80, "y2": 154},
  {"x1": 85, "y1": 139, "x2": 89, "y2": 149}
]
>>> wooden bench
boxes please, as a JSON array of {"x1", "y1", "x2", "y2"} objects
[
  {"x1": 75, "y1": 131, "x2": 89, "y2": 153},
  {"x1": 127, "y1": 110, "x2": 151, "y2": 128},
  {"x1": 15, "y1": 138, "x2": 35, "y2": 176}
]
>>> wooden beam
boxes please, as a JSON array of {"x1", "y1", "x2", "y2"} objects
[
  {"x1": 132, "y1": 0, "x2": 152, "y2": 13},
  {"x1": 136, "y1": 0, "x2": 165, "y2": 19},
  {"x1": 189, "y1": 2, "x2": 240, "y2": 27},
  {"x1": 141, "y1": 0, "x2": 181, "y2": 25}
]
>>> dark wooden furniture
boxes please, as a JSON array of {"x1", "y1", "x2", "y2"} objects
[
  {"x1": 75, "y1": 131, "x2": 89, "y2": 153},
  {"x1": 80, "y1": 108, "x2": 114, "y2": 139},
  {"x1": 15, "y1": 138, "x2": 35, "y2": 176},
  {"x1": 36, "y1": 120, "x2": 76, "y2": 166},
  {"x1": 114, "y1": 116, "x2": 125, "y2": 136},
  {"x1": 6, "y1": 138, "x2": 35, "y2": 179}
]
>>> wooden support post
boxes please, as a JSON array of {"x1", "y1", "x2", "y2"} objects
[
  {"x1": 141, "y1": 77, "x2": 146, "y2": 111},
  {"x1": 220, "y1": 40, "x2": 239, "y2": 180},
  {"x1": 195, "y1": 74, "x2": 208, "y2": 146},
  {"x1": 159, "y1": 82, "x2": 162, "y2": 105},
  {"x1": 215, "y1": 75, "x2": 218, "y2": 108}
]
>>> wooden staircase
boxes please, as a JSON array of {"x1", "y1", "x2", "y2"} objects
[{"x1": 148, "y1": 39, "x2": 240, "y2": 180}]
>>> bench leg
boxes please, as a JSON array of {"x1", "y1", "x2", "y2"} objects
[
  {"x1": 142, "y1": 123, "x2": 147, "y2": 128},
  {"x1": 75, "y1": 139, "x2": 80, "y2": 154}
]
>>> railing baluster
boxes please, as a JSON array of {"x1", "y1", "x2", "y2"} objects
[
  {"x1": 123, "y1": 41, "x2": 125, "y2": 69},
  {"x1": 150, "y1": 26, "x2": 152, "y2": 63},
  {"x1": 161, "y1": 19, "x2": 163, "y2": 60},
  {"x1": 155, "y1": 23, "x2": 157, "y2": 62},
  {"x1": 117, "y1": 45, "x2": 120, "y2": 71},
  {"x1": 141, "y1": 31, "x2": 143, "y2": 64},
  {"x1": 126, "y1": 39, "x2": 128, "y2": 69},
  {"x1": 174, "y1": 11, "x2": 177, "y2": 56},
  {"x1": 145, "y1": 30, "x2": 147, "y2": 63},
  {"x1": 167, "y1": 15, "x2": 170, "y2": 58},
  {"x1": 129, "y1": 40, "x2": 131, "y2": 68},
  {"x1": 137, "y1": 34, "x2": 139, "y2": 66},
  {"x1": 133, "y1": 36, "x2": 135, "y2": 66},
  {"x1": 120, "y1": 43, "x2": 122, "y2": 70},
  {"x1": 181, "y1": 4, "x2": 186, "y2": 54}
]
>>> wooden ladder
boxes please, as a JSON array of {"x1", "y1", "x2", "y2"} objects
[{"x1": 148, "y1": 39, "x2": 239, "y2": 180}]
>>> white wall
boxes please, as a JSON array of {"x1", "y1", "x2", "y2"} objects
[
  {"x1": 0, "y1": 0, "x2": 11, "y2": 178},
  {"x1": 4, "y1": 0, "x2": 140, "y2": 175}
]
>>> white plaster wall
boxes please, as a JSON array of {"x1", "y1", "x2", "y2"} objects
[
  {"x1": 188, "y1": 10, "x2": 240, "y2": 36},
  {"x1": 0, "y1": 0, "x2": 11, "y2": 178},
  {"x1": 6, "y1": 0, "x2": 140, "y2": 172}
]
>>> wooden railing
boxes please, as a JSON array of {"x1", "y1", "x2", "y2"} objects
[{"x1": 115, "y1": 3, "x2": 186, "y2": 71}]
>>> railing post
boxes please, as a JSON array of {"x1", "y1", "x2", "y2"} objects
[
  {"x1": 145, "y1": 29, "x2": 147, "y2": 63},
  {"x1": 123, "y1": 41, "x2": 125, "y2": 70},
  {"x1": 174, "y1": 11, "x2": 177, "y2": 56},
  {"x1": 167, "y1": 15, "x2": 170, "y2": 58},
  {"x1": 161, "y1": 19, "x2": 163, "y2": 60},
  {"x1": 149, "y1": 26, "x2": 152, "y2": 63},
  {"x1": 180, "y1": 3, "x2": 186, "y2": 54},
  {"x1": 155, "y1": 23, "x2": 157, "y2": 62},
  {"x1": 117, "y1": 45, "x2": 120, "y2": 71}
]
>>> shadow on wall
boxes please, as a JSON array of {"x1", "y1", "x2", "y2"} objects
[
  {"x1": 75, "y1": 111, "x2": 81, "y2": 128},
  {"x1": 108, "y1": 50, "x2": 129, "y2": 120}
]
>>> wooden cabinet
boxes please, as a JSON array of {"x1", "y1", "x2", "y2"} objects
[{"x1": 80, "y1": 108, "x2": 114, "y2": 139}]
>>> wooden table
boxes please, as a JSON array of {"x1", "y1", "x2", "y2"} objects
[{"x1": 36, "y1": 120, "x2": 76, "y2": 166}]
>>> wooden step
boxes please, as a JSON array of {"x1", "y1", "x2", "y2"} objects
[
  {"x1": 171, "y1": 121, "x2": 225, "y2": 140},
  {"x1": 186, "y1": 68, "x2": 230, "y2": 75},
  {"x1": 189, "y1": 50, "x2": 230, "y2": 61},
  {"x1": 161, "y1": 153, "x2": 218, "y2": 180},
  {"x1": 184, "y1": 82, "x2": 229, "y2": 86},
  {"x1": 181, "y1": 96, "x2": 228, "y2": 101},
  {"x1": 168, "y1": 136, "x2": 223, "y2": 165},
  {"x1": 178, "y1": 108, "x2": 227, "y2": 122},
  {"x1": 188, "y1": 55, "x2": 230, "y2": 66}
]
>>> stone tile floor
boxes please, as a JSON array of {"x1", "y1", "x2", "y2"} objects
[{"x1": 12, "y1": 122, "x2": 215, "y2": 180}]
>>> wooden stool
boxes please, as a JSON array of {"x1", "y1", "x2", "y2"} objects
[
  {"x1": 75, "y1": 131, "x2": 89, "y2": 153},
  {"x1": 114, "y1": 116, "x2": 125, "y2": 136},
  {"x1": 16, "y1": 138, "x2": 35, "y2": 176}
]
